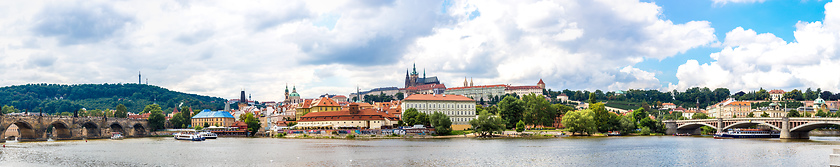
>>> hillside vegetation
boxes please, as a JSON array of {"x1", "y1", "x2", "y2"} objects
[{"x1": 0, "y1": 83, "x2": 226, "y2": 115}]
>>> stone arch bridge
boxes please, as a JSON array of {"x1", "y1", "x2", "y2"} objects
[
  {"x1": 1, "y1": 116, "x2": 149, "y2": 142},
  {"x1": 664, "y1": 117, "x2": 840, "y2": 139}
]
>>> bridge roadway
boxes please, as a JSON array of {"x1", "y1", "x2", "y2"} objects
[
  {"x1": 0, "y1": 115, "x2": 148, "y2": 142},
  {"x1": 664, "y1": 117, "x2": 840, "y2": 139}
]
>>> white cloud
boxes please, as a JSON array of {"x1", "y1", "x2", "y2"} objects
[
  {"x1": 0, "y1": 0, "x2": 717, "y2": 102},
  {"x1": 673, "y1": 1, "x2": 840, "y2": 92},
  {"x1": 712, "y1": 0, "x2": 766, "y2": 5}
]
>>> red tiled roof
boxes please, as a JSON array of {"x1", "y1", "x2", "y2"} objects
[
  {"x1": 404, "y1": 94, "x2": 475, "y2": 101},
  {"x1": 663, "y1": 103, "x2": 676, "y2": 106},
  {"x1": 299, "y1": 108, "x2": 400, "y2": 122},
  {"x1": 313, "y1": 97, "x2": 340, "y2": 107},
  {"x1": 769, "y1": 90, "x2": 785, "y2": 94},
  {"x1": 506, "y1": 86, "x2": 541, "y2": 90},
  {"x1": 538, "y1": 79, "x2": 545, "y2": 85},
  {"x1": 446, "y1": 84, "x2": 507, "y2": 90}
]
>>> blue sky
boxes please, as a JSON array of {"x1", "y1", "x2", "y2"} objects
[
  {"x1": 637, "y1": 0, "x2": 830, "y2": 86},
  {"x1": 1, "y1": 0, "x2": 839, "y2": 101}
]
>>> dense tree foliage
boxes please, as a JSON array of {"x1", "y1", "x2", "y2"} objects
[
  {"x1": 363, "y1": 92, "x2": 394, "y2": 103},
  {"x1": 146, "y1": 104, "x2": 165, "y2": 131},
  {"x1": 430, "y1": 112, "x2": 452, "y2": 135},
  {"x1": 242, "y1": 112, "x2": 261, "y2": 137},
  {"x1": 548, "y1": 87, "x2": 731, "y2": 110},
  {"x1": 516, "y1": 120, "x2": 525, "y2": 132},
  {"x1": 499, "y1": 96, "x2": 525, "y2": 129},
  {"x1": 469, "y1": 111, "x2": 505, "y2": 137},
  {"x1": 0, "y1": 83, "x2": 225, "y2": 115},
  {"x1": 115, "y1": 104, "x2": 128, "y2": 118},
  {"x1": 562, "y1": 109, "x2": 597, "y2": 135},
  {"x1": 402, "y1": 108, "x2": 430, "y2": 126},
  {"x1": 522, "y1": 93, "x2": 558, "y2": 128}
]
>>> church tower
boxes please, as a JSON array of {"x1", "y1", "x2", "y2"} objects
[
  {"x1": 284, "y1": 84, "x2": 290, "y2": 101},
  {"x1": 405, "y1": 69, "x2": 410, "y2": 88},
  {"x1": 408, "y1": 63, "x2": 419, "y2": 87},
  {"x1": 464, "y1": 77, "x2": 468, "y2": 87}
]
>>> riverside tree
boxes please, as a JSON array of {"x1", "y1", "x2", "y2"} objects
[
  {"x1": 469, "y1": 111, "x2": 505, "y2": 137},
  {"x1": 430, "y1": 111, "x2": 452, "y2": 135},
  {"x1": 522, "y1": 93, "x2": 557, "y2": 128},
  {"x1": 242, "y1": 112, "x2": 261, "y2": 137},
  {"x1": 146, "y1": 104, "x2": 165, "y2": 131},
  {"x1": 403, "y1": 108, "x2": 430, "y2": 126},
  {"x1": 499, "y1": 96, "x2": 525, "y2": 129},
  {"x1": 516, "y1": 120, "x2": 525, "y2": 132},
  {"x1": 562, "y1": 109, "x2": 597, "y2": 135}
]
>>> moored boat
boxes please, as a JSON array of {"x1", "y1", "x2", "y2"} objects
[
  {"x1": 198, "y1": 132, "x2": 217, "y2": 139},
  {"x1": 174, "y1": 132, "x2": 205, "y2": 141},
  {"x1": 606, "y1": 131, "x2": 622, "y2": 136},
  {"x1": 713, "y1": 129, "x2": 779, "y2": 139},
  {"x1": 111, "y1": 132, "x2": 124, "y2": 140}
]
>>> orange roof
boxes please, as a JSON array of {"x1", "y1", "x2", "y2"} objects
[
  {"x1": 447, "y1": 84, "x2": 507, "y2": 90},
  {"x1": 313, "y1": 97, "x2": 340, "y2": 107},
  {"x1": 506, "y1": 86, "x2": 541, "y2": 90},
  {"x1": 300, "y1": 108, "x2": 400, "y2": 122},
  {"x1": 538, "y1": 79, "x2": 545, "y2": 85},
  {"x1": 299, "y1": 99, "x2": 314, "y2": 108},
  {"x1": 404, "y1": 94, "x2": 475, "y2": 101},
  {"x1": 769, "y1": 90, "x2": 785, "y2": 94},
  {"x1": 727, "y1": 102, "x2": 751, "y2": 106},
  {"x1": 663, "y1": 103, "x2": 676, "y2": 106}
]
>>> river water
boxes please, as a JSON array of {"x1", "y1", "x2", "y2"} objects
[{"x1": 0, "y1": 136, "x2": 836, "y2": 166}]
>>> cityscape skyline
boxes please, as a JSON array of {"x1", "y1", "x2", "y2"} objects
[{"x1": 0, "y1": 0, "x2": 837, "y2": 101}]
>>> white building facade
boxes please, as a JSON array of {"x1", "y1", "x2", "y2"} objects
[{"x1": 401, "y1": 94, "x2": 476, "y2": 130}]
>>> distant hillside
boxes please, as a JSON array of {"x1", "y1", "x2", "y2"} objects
[{"x1": 0, "y1": 83, "x2": 226, "y2": 114}]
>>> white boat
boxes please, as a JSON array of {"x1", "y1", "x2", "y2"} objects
[
  {"x1": 174, "y1": 132, "x2": 205, "y2": 141},
  {"x1": 111, "y1": 132, "x2": 124, "y2": 140},
  {"x1": 198, "y1": 132, "x2": 218, "y2": 139}
]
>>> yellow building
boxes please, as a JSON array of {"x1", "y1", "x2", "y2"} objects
[
  {"x1": 295, "y1": 99, "x2": 313, "y2": 121},
  {"x1": 310, "y1": 97, "x2": 342, "y2": 112},
  {"x1": 191, "y1": 110, "x2": 236, "y2": 127}
]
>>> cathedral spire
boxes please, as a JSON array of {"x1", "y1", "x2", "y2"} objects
[
  {"x1": 470, "y1": 77, "x2": 473, "y2": 87},
  {"x1": 423, "y1": 68, "x2": 426, "y2": 79}
]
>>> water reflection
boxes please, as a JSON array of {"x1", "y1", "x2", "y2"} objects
[{"x1": 0, "y1": 136, "x2": 837, "y2": 166}]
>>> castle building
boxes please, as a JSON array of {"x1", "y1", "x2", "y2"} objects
[{"x1": 404, "y1": 63, "x2": 440, "y2": 88}]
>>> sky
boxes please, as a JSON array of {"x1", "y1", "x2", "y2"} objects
[{"x1": 0, "y1": 0, "x2": 838, "y2": 101}]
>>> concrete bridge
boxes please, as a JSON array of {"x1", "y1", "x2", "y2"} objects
[
  {"x1": 664, "y1": 117, "x2": 840, "y2": 139},
  {"x1": 0, "y1": 115, "x2": 148, "y2": 142}
]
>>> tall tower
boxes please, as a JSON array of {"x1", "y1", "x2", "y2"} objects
[
  {"x1": 284, "y1": 84, "x2": 290, "y2": 100},
  {"x1": 405, "y1": 69, "x2": 410, "y2": 88},
  {"x1": 464, "y1": 77, "x2": 468, "y2": 87},
  {"x1": 138, "y1": 71, "x2": 142, "y2": 84},
  {"x1": 409, "y1": 63, "x2": 419, "y2": 87}
]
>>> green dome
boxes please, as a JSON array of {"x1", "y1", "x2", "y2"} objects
[
  {"x1": 815, "y1": 97, "x2": 825, "y2": 104},
  {"x1": 290, "y1": 92, "x2": 300, "y2": 97}
]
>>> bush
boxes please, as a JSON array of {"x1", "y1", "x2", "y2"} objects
[
  {"x1": 346, "y1": 135, "x2": 356, "y2": 139},
  {"x1": 275, "y1": 133, "x2": 287, "y2": 138},
  {"x1": 640, "y1": 127, "x2": 651, "y2": 135},
  {"x1": 516, "y1": 120, "x2": 525, "y2": 132},
  {"x1": 370, "y1": 135, "x2": 376, "y2": 137}
]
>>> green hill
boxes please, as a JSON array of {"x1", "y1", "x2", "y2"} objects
[{"x1": 0, "y1": 83, "x2": 226, "y2": 115}]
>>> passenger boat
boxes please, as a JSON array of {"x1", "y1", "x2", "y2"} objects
[
  {"x1": 713, "y1": 129, "x2": 780, "y2": 139},
  {"x1": 110, "y1": 132, "x2": 124, "y2": 140},
  {"x1": 673, "y1": 133, "x2": 691, "y2": 136},
  {"x1": 174, "y1": 132, "x2": 205, "y2": 141},
  {"x1": 606, "y1": 131, "x2": 622, "y2": 136},
  {"x1": 198, "y1": 132, "x2": 218, "y2": 139}
]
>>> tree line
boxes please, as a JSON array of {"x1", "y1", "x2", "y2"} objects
[{"x1": 0, "y1": 83, "x2": 226, "y2": 115}]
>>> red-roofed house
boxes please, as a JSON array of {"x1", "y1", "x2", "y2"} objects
[
  {"x1": 769, "y1": 90, "x2": 785, "y2": 101},
  {"x1": 662, "y1": 103, "x2": 677, "y2": 109},
  {"x1": 296, "y1": 103, "x2": 400, "y2": 129}
]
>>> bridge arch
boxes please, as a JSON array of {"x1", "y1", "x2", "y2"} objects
[
  {"x1": 48, "y1": 120, "x2": 73, "y2": 139},
  {"x1": 3, "y1": 121, "x2": 37, "y2": 141},
  {"x1": 723, "y1": 121, "x2": 781, "y2": 131},
  {"x1": 109, "y1": 122, "x2": 126, "y2": 135},
  {"x1": 677, "y1": 122, "x2": 717, "y2": 130},
  {"x1": 132, "y1": 123, "x2": 146, "y2": 137},
  {"x1": 80, "y1": 121, "x2": 100, "y2": 138},
  {"x1": 790, "y1": 122, "x2": 840, "y2": 132}
]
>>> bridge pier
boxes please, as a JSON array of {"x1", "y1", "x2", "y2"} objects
[
  {"x1": 716, "y1": 118, "x2": 723, "y2": 133},
  {"x1": 665, "y1": 122, "x2": 677, "y2": 135},
  {"x1": 780, "y1": 117, "x2": 791, "y2": 139}
]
